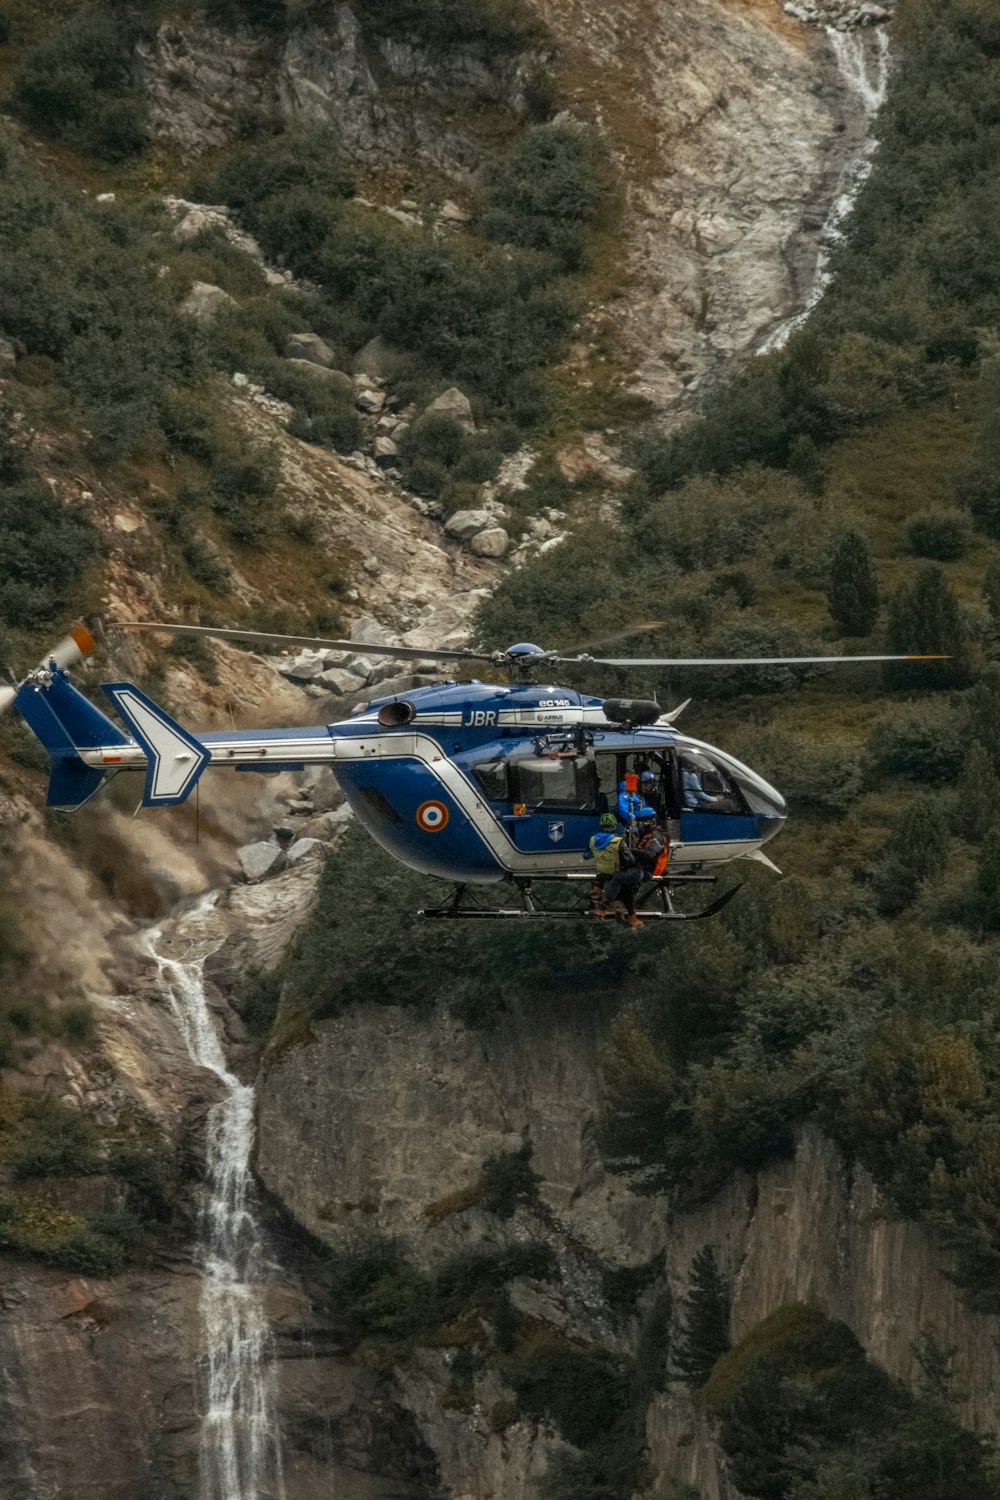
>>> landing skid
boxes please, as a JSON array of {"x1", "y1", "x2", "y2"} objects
[{"x1": 417, "y1": 875, "x2": 741, "y2": 923}]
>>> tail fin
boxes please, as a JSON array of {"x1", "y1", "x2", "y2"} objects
[
  {"x1": 102, "y1": 683, "x2": 210, "y2": 807},
  {"x1": 14, "y1": 669, "x2": 128, "y2": 810}
]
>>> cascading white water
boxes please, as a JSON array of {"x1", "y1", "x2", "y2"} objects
[
  {"x1": 760, "y1": 26, "x2": 890, "y2": 352},
  {"x1": 145, "y1": 902, "x2": 285, "y2": 1500}
]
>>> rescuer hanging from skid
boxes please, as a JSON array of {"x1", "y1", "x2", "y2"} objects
[{"x1": 589, "y1": 812, "x2": 644, "y2": 928}]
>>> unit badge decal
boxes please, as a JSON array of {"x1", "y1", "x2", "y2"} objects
[{"x1": 548, "y1": 821, "x2": 565, "y2": 843}]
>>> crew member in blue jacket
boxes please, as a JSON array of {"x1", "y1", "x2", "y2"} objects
[{"x1": 617, "y1": 773, "x2": 655, "y2": 831}]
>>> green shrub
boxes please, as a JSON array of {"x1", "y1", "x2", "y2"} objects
[
  {"x1": 11, "y1": 6, "x2": 150, "y2": 162},
  {"x1": 183, "y1": 533, "x2": 233, "y2": 592},
  {"x1": 708, "y1": 1307, "x2": 998, "y2": 1500},
  {"x1": 195, "y1": 127, "x2": 354, "y2": 223},
  {"x1": 501, "y1": 1331, "x2": 632, "y2": 1449},
  {"x1": 883, "y1": 565, "x2": 971, "y2": 691},
  {"x1": 735, "y1": 729, "x2": 869, "y2": 812},
  {"x1": 0, "y1": 147, "x2": 199, "y2": 457},
  {"x1": 7, "y1": 1098, "x2": 101, "y2": 1179},
  {"x1": 872, "y1": 798, "x2": 951, "y2": 917},
  {"x1": 235, "y1": 968, "x2": 283, "y2": 1040},
  {"x1": 868, "y1": 700, "x2": 964, "y2": 783},
  {"x1": 264, "y1": 360, "x2": 361, "y2": 452},
  {"x1": 826, "y1": 529, "x2": 880, "y2": 636},
  {"x1": 166, "y1": 633, "x2": 220, "y2": 684},
  {"x1": 0, "y1": 481, "x2": 101, "y2": 630},
  {"x1": 706, "y1": 1306, "x2": 901, "y2": 1498},
  {"x1": 479, "y1": 124, "x2": 607, "y2": 272},
  {"x1": 954, "y1": 740, "x2": 1000, "y2": 841},
  {"x1": 349, "y1": 0, "x2": 547, "y2": 52},
  {"x1": 906, "y1": 509, "x2": 972, "y2": 561},
  {"x1": 0, "y1": 399, "x2": 31, "y2": 485},
  {"x1": 478, "y1": 1143, "x2": 540, "y2": 1218}
]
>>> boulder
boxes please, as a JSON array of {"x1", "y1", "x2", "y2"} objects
[
  {"x1": 444, "y1": 508, "x2": 492, "y2": 541},
  {"x1": 350, "y1": 615, "x2": 397, "y2": 647},
  {"x1": 286, "y1": 837, "x2": 324, "y2": 866},
  {"x1": 362, "y1": 671, "x2": 436, "y2": 699},
  {"x1": 527, "y1": 516, "x2": 554, "y2": 541},
  {"x1": 284, "y1": 360, "x2": 354, "y2": 397},
  {"x1": 278, "y1": 651, "x2": 328, "y2": 683},
  {"x1": 317, "y1": 666, "x2": 365, "y2": 695},
  {"x1": 355, "y1": 387, "x2": 386, "y2": 414},
  {"x1": 173, "y1": 206, "x2": 224, "y2": 243},
  {"x1": 424, "y1": 386, "x2": 475, "y2": 432},
  {"x1": 470, "y1": 526, "x2": 509, "y2": 559},
  {"x1": 237, "y1": 841, "x2": 286, "y2": 882},
  {"x1": 439, "y1": 200, "x2": 470, "y2": 225},
  {"x1": 352, "y1": 334, "x2": 408, "y2": 382},
  {"x1": 373, "y1": 435, "x2": 399, "y2": 466},
  {"x1": 178, "y1": 281, "x2": 238, "y2": 323},
  {"x1": 287, "y1": 332, "x2": 335, "y2": 367}
]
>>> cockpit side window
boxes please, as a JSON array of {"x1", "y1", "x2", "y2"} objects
[
  {"x1": 679, "y1": 749, "x2": 744, "y2": 814},
  {"x1": 513, "y1": 755, "x2": 599, "y2": 809},
  {"x1": 474, "y1": 760, "x2": 509, "y2": 800}
]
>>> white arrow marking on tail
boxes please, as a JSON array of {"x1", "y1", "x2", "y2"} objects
[{"x1": 108, "y1": 688, "x2": 208, "y2": 802}]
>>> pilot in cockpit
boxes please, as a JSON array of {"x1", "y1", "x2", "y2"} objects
[{"x1": 681, "y1": 755, "x2": 727, "y2": 810}]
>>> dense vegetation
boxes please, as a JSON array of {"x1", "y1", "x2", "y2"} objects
[
  {"x1": 0, "y1": 1079, "x2": 179, "y2": 1274},
  {"x1": 470, "y1": 0, "x2": 1000, "y2": 1324},
  {"x1": 705, "y1": 1308, "x2": 998, "y2": 1500},
  {"x1": 194, "y1": 117, "x2": 602, "y2": 430}
]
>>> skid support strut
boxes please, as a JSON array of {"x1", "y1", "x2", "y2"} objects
[{"x1": 418, "y1": 876, "x2": 740, "y2": 922}]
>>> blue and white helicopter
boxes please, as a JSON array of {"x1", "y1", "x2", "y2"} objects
[{"x1": 0, "y1": 623, "x2": 944, "y2": 921}]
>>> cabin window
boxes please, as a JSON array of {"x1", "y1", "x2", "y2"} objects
[
  {"x1": 474, "y1": 760, "x2": 509, "y2": 800},
  {"x1": 512, "y1": 755, "x2": 599, "y2": 809},
  {"x1": 679, "y1": 750, "x2": 743, "y2": 814}
]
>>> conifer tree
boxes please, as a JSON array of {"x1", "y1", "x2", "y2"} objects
[
  {"x1": 883, "y1": 564, "x2": 969, "y2": 690},
  {"x1": 983, "y1": 562, "x2": 1000, "y2": 634},
  {"x1": 964, "y1": 664, "x2": 1000, "y2": 768},
  {"x1": 872, "y1": 799, "x2": 951, "y2": 916},
  {"x1": 826, "y1": 530, "x2": 880, "y2": 637},
  {"x1": 674, "y1": 1246, "x2": 731, "y2": 1388},
  {"x1": 975, "y1": 824, "x2": 1000, "y2": 931},
  {"x1": 956, "y1": 741, "x2": 1000, "y2": 842}
]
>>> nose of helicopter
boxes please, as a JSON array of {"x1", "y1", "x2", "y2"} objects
[{"x1": 758, "y1": 804, "x2": 787, "y2": 844}]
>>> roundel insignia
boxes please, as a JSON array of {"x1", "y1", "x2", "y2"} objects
[{"x1": 416, "y1": 800, "x2": 449, "y2": 832}]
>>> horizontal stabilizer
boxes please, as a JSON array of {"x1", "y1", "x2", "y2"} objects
[{"x1": 103, "y1": 683, "x2": 209, "y2": 807}]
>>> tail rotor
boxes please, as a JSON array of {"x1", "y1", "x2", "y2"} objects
[{"x1": 0, "y1": 624, "x2": 98, "y2": 716}]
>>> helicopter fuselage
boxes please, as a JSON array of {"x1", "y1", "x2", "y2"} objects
[
  {"x1": 16, "y1": 670, "x2": 787, "y2": 885},
  {"x1": 328, "y1": 679, "x2": 787, "y2": 881}
]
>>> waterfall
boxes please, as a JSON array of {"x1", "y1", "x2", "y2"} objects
[
  {"x1": 144, "y1": 900, "x2": 285, "y2": 1500},
  {"x1": 760, "y1": 26, "x2": 890, "y2": 353}
]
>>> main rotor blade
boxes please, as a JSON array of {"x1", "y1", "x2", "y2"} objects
[
  {"x1": 115, "y1": 622, "x2": 494, "y2": 666},
  {"x1": 550, "y1": 653, "x2": 952, "y2": 667},
  {"x1": 546, "y1": 620, "x2": 667, "y2": 659}
]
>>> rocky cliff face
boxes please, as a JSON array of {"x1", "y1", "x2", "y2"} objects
[
  {"x1": 255, "y1": 1001, "x2": 1000, "y2": 1500},
  {"x1": 139, "y1": 0, "x2": 890, "y2": 414}
]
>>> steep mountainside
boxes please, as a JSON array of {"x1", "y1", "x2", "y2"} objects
[{"x1": 5, "y1": 2, "x2": 1000, "y2": 1499}]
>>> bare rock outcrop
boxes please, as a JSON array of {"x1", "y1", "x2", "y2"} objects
[{"x1": 140, "y1": 5, "x2": 539, "y2": 173}]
